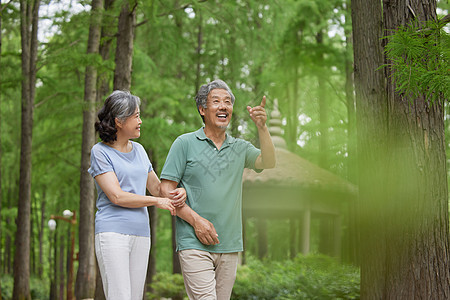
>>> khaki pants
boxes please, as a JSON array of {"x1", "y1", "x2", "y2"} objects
[{"x1": 178, "y1": 249, "x2": 239, "y2": 300}]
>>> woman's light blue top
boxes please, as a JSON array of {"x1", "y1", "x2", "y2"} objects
[{"x1": 88, "y1": 141, "x2": 152, "y2": 237}]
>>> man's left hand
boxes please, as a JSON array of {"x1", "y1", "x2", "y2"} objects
[{"x1": 247, "y1": 96, "x2": 267, "y2": 129}]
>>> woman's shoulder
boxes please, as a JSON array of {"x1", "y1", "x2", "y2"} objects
[
  {"x1": 91, "y1": 142, "x2": 116, "y2": 157},
  {"x1": 131, "y1": 141, "x2": 145, "y2": 151},
  {"x1": 91, "y1": 142, "x2": 105, "y2": 152}
]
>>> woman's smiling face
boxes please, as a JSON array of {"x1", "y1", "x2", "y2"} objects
[{"x1": 117, "y1": 107, "x2": 142, "y2": 139}]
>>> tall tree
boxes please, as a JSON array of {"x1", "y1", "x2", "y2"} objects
[
  {"x1": 113, "y1": 0, "x2": 136, "y2": 90},
  {"x1": 13, "y1": 0, "x2": 40, "y2": 299},
  {"x1": 97, "y1": 0, "x2": 115, "y2": 104},
  {"x1": 343, "y1": 0, "x2": 358, "y2": 265},
  {"x1": 75, "y1": 0, "x2": 104, "y2": 298},
  {"x1": 353, "y1": 0, "x2": 450, "y2": 298},
  {"x1": 0, "y1": 2, "x2": 3, "y2": 296},
  {"x1": 382, "y1": 0, "x2": 450, "y2": 297},
  {"x1": 351, "y1": 1, "x2": 388, "y2": 296}
]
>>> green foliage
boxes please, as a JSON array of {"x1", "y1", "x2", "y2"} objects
[
  {"x1": 1, "y1": 275, "x2": 13, "y2": 300},
  {"x1": 232, "y1": 255, "x2": 360, "y2": 300},
  {"x1": 1, "y1": 275, "x2": 48, "y2": 300},
  {"x1": 384, "y1": 19, "x2": 450, "y2": 102},
  {"x1": 147, "y1": 272, "x2": 187, "y2": 300},
  {"x1": 1, "y1": 0, "x2": 357, "y2": 292},
  {"x1": 145, "y1": 255, "x2": 359, "y2": 300}
]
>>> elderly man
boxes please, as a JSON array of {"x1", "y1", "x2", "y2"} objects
[{"x1": 160, "y1": 79, "x2": 275, "y2": 300}]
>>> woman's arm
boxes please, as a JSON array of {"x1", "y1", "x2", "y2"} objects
[
  {"x1": 95, "y1": 171, "x2": 176, "y2": 215},
  {"x1": 149, "y1": 170, "x2": 186, "y2": 207},
  {"x1": 146, "y1": 170, "x2": 161, "y2": 196},
  {"x1": 160, "y1": 179, "x2": 219, "y2": 245}
]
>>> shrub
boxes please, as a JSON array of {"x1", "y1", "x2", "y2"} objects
[
  {"x1": 1, "y1": 275, "x2": 13, "y2": 300},
  {"x1": 1, "y1": 275, "x2": 48, "y2": 300},
  {"x1": 232, "y1": 254, "x2": 360, "y2": 300},
  {"x1": 147, "y1": 272, "x2": 187, "y2": 300},
  {"x1": 145, "y1": 254, "x2": 360, "y2": 300}
]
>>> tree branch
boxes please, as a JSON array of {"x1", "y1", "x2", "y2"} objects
[
  {"x1": 0, "y1": 0, "x2": 14, "y2": 13},
  {"x1": 439, "y1": 13, "x2": 450, "y2": 25},
  {"x1": 136, "y1": 0, "x2": 208, "y2": 27}
]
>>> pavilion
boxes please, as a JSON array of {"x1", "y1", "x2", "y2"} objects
[{"x1": 242, "y1": 101, "x2": 357, "y2": 259}]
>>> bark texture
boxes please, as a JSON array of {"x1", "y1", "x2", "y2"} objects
[
  {"x1": 13, "y1": 0, "x2": 40, "y2": 299},
  {"x1": 75, "y1": 0, "x2": 104, "y2": 298},
  {"x1": 383, "y1": 0, "x2": 450, "y2": 298},
  {"x1": 113, "y1": 0, "x2": 136, "y2": 91},
  {"x1": 351, "y1": 0, "x2": 387, "y2": 298},
  {"x1": 353, "y1": 0, "x2": 450, "y2": 298}
]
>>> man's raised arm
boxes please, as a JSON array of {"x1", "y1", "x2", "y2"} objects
[{"x1": 247, "y1": 96, "x2": 276, "y2": 169}]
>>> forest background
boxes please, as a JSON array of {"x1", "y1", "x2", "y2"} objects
[{"x1": 1, "y1": 0, "x2": 449, "y2": 299}]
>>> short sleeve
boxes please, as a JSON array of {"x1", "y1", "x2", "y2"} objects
[
  {"x1": 243, "y1": 140, "x2": 262, "y2": 171},
  {"x1": 134, "y1": 142, "x2": 153, "y2": 174},
  {"x1": 88, "y1": 145, "x2": 114, "y2": 178},
  {"x1": 160, "y1": 137, "x2": 187, "y2": 183}
]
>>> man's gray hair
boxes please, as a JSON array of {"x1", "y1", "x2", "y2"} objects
[{"x1": 195, "y1": 79, "x2": 235, "y2": 109}]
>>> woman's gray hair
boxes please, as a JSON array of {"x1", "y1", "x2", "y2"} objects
[
  {"x1": 195, "y1": 79, "x2": 235, "y2": 109},
  {"x1": 95, "y1": 90, "x2": 141, "y2": 143},
  {"x1": 107, "y1": 90, "x2": 141, "y2": 122}
]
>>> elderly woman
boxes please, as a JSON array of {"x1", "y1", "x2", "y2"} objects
[{"x1": 89, "y1": 90, "x2": 186, "y2": 299}]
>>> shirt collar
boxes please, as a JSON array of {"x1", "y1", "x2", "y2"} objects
[{"x1": 195, "y1": 127, "x2": 236, "y2": 145}]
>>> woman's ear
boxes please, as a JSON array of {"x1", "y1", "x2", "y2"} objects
[{"x1": 115, "y1": 117, "x2": 122, "y2": 129}]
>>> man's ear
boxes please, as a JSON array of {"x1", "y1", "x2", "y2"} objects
[{"x1": 198, "y1": 106, "x2": 205, "y2": 117}]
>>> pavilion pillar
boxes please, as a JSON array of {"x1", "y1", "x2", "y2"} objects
[
  {"x1": 256, "y1": 219, "x2": 268, "y2": 259},
  {"x1": 319, "y1": 215, "x2": 334, "y2": 256},
  {"x1": 333, "y1": 215, "x2": 342, "y2": 258},
  {"x1": 289, "y1": 217, "x2": 297, "y2": 259},
  {"x1": 299, "y1": 209, "x2": 311, "y2": 254}
]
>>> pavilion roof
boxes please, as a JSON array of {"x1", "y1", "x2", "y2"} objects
[
  {"x1": 242, "y1": 99, "x2": 357, "y2": 196},
  {"x1": 243, "y1": 147, "x2": 357, "y2": 195}
]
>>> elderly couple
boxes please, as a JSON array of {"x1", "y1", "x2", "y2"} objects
[{"x1": 88, "y1": 79, "x2": 276, "y2": 300}]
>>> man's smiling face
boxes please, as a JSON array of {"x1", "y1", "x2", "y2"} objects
[{"x1": 200, "y1": 89, "x2": 234, "y2": 130}]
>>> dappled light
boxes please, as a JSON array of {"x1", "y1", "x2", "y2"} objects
[{"x1": 1, "y1": 0, "x2": 449, "y2": 299}]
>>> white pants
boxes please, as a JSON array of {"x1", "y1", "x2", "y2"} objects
[
  {"x1": 95, "y1": 232, "x2": 150, "y2": 300},
  {"x1": 178, "y1": 249, "x2": 239, "y2": 300}
]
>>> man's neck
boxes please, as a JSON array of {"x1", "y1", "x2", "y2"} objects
[{"x1": 203, "y1": 126, "x2": 227, "y2": 149}]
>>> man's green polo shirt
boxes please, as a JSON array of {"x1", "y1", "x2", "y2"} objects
[{"x1": 161, "y1": 127, "x2": 261, "y2": 253}]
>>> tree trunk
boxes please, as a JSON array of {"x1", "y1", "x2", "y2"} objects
[
  {"x1": 97, "y1": 0, "x2": 115, "y2": 104},
  {"x1": 38, "y1": 196, "x2": 45, "y2": 275},
  {"x1": 316, "y1": 30, "x2": 329, "y2": 171},
  {"x1": 382, "y1": 0, "x2": 450, "y2": 298},
  {"x1": 194, "y1": 11, "x2": 203, "y2": 95},
  {"x1": 49, "y1": 230, "x2": 57, "y2": 300},
  {"x1": 343, "y1": 0, "x2": 358, "y2": 265},
  {"x1": 256, "y1": 219, "x2": 268, "y2": 259},
  {"x1": 113, "y1": 0, "x2": 136, "y2": 91},
  {"x1": 286, "y1": 64, "x2": 299, "y2": 152},
  {"x1": 94, "y1": 263, "x2": 106, "y2": 300},
  {"x1": 353, "y1": 0, "x2": 450, "y2": 298},
  {"x1": 59, "y1": 234, "x2": 65, "y2": 300},
  {"x1": 0, "y1": 3, "x2": 3, "y2": 295},
  {"x1": 75, "y1": 0, "x2": 103, "y2": 298},
  {"x1": 146, "y1": 206, "x2": 157, "y2": 294},
  {"x1": 13, "y1": 0, "x2": 40, "y2": 299},
  {"x1": 172, "y1": 216, "x2": 181, "y2": 274},
  {"x1": 351, "y1": 0, "x2": 388, "y2": 298},
  {"x1": 4, "y1": 184, "x2": 13, "y2": 275},
  {"x1": 92, "y1": 3, "x2": 116, "y2": 298}
]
